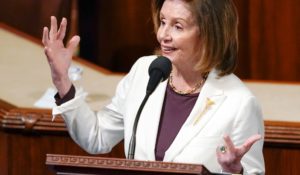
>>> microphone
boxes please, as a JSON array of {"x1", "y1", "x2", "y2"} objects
[
  {"x1": 128, "y1": 56, "x2": 172, "y2": 159},
  {"x1": 147, "y1": 56, "x2": 172, "y2": 94}
]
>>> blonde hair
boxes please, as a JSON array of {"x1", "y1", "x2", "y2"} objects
[{"x1": 152, "y1": 0, "x2": 239, "y2": 76}]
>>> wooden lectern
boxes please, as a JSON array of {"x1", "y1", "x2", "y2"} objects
[{"x1": 46, "y1": 154, "x2": 212, "y2": 175}]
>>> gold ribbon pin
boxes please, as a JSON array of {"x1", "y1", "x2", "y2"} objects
[{"x1": 193, "y1": 98, "x2": 215, "y2": 126}]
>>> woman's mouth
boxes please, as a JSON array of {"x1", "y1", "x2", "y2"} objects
[{"x1": 161, "y1": 46, "x2": 177, "y2": 53}]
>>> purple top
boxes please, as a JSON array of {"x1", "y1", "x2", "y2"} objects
[{"x1": 155, "y1": 83, "x2": 199, "y2": 161}]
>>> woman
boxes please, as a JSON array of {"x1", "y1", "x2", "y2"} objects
[{"x1": 42, "y1": 0, "x2": 264, "y2": 174}]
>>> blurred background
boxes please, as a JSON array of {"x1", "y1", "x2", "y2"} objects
[{"x1": 0, "y1": 0, "x2": 299, "y2": 81}]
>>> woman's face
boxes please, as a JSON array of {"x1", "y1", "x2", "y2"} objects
[{"x1": 157, "y1": 0, "x2": 202, "y2": 68}]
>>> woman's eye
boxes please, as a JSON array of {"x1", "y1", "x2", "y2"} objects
[{"x1": 175, "y1": 25, "x2": 183, "y2": 30}]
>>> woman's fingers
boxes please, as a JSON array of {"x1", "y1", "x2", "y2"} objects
[
  {"x1": 240, "y1": 134, "x2": 261, "y2": 153},
  {"x1": 49, "y1": 16, "x2": 58, "y2": 41},
  {"x1": 67, "y1": 35, "x2": 80, "y2": 53},
  {"x1": 222, "y1": 134, "x2": 261, "y2": 158},
  {"x1": 57, "y1": 17, "x2": 67, "y2": 40},
  {"x1": 223, "y1": 134, "x2": 235, "y2": 153},
  {"x1": 220, "y1": 134, "x2": 261, "y2": 158},
  {"x1": 42, "y1": 27, "x2": 49, "y2": 45},
  {"x1": 46, "y1": 16, "x2": 67, "y2": 42}
]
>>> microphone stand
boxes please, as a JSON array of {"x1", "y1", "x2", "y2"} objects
[
  {"x1": 127, "y1": 56, "x2": 171, "y2": 160},
  {"x1": 127, "y1": 90, "x2": 151, "y2": 159}
]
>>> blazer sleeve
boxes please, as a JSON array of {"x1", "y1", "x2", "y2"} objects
[
  {"x1": 51, "y1": 58, "x2": 142, "y2": 154},
  {"x1": 231, "y1": 95, "x2": 265, "y2": 175}
]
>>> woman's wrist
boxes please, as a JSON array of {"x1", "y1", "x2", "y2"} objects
[
  {"x1": 53, "y1": 76, "x2": 72, "y2": 98},
  {"x1": 221, "y1": 162, "x2": 243, "y2": 174}
]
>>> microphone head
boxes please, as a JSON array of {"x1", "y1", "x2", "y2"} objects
[
  {"x1": 147, "y1": 56, "x2": 172, "y2": 94},
  {"x1": 148, "y1": 56, "x2": 172, "y2": 81}
]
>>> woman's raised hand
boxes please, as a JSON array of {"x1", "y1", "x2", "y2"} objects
[
  {"x1": 42, "y1": 16, "x2": 80, "y2": 98},
  {"x1": 216, "y1": 134, "x2": 262, "y2": 173}
]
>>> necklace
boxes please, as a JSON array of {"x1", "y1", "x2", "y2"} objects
[{"x1": 169, "y1": 72, "x2": 208, "y2": 95}]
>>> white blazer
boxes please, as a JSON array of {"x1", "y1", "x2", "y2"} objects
[{"x1": 53, "y1": 55, "x2": 265, "y2": 174}]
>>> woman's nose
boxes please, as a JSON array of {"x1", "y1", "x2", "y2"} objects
[{"x1": 158, "y1": 26, "x2": 171, "y2": 42}]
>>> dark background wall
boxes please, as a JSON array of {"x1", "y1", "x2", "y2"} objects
[
  {"x1": 77, "y1": 0, "x2": 157, "y2": 72},
  {"x1": 0, "y1": 0, "x2": 73, "y2": 40},
  {"x1": 0, "y1": 0, "x2": 299, "y2": 81},
  {"x1": 234, "y1": 0, "x2": 300, "y2": 81}
]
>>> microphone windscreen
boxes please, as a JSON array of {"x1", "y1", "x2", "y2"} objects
[
  {"x1": 147, "y1": 56, "x2": 172, "y2": 94},
  {"x1": 148, "y1": 56, "x2": 172, "y2": 81}
]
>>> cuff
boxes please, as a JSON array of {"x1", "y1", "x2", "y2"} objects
[{"x1": 54, "y1": 84, "x2": 76, "y2": 106}]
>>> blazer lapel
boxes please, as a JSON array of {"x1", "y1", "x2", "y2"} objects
[{"x1": 164, "y1": 70, "x2": 226, "y2": 161}]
